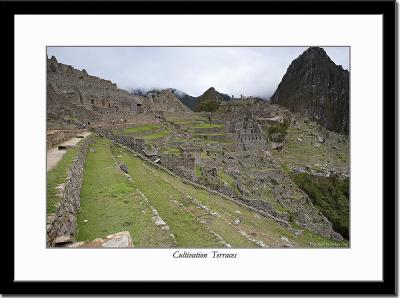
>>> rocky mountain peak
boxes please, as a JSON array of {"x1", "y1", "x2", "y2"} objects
[{"x1": 271, "y1": 47, "x2": 349, "y2": 135}]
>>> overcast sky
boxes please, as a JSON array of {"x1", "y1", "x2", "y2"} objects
[{"x1": 47, "y1": 47, "x2": 349, "y2": 98}]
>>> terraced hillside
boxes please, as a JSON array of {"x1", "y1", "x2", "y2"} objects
[
  {"x1": 47, "y1": 104, "x2": 349, "y2": 248},
  {"x1": 273, "y1": 117, "x2": 349, "y2": 172},
  {"x1": 74, "y1": 136, "x2": 346, "y2": 248}
]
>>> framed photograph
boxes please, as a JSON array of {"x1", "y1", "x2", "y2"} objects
[{"x1": 5, "y1": 0, "x2": 396, "y2": 295}]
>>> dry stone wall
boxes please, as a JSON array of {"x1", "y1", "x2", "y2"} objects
[
  {"x1": 47, "y1": 135, "x2": 95, "y2": 247},
  {"x1": 160, "y1": 154, "x2": 196, "y2": 180},
  {"x1": 47, "y1": 129, "x2": 85, "y2": 149},
  {"x1": 93, "y1": 127, "x2": 148, "y2": 156}
]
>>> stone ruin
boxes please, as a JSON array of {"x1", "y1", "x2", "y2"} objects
[
  {"x1": 47, "y1": 56, "x2": 191, "y2": 127},
  {"x1": 46, "y1": 55, "x2": 349, "y2": 243}
]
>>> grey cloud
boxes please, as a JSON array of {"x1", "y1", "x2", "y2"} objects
[{"x1": 47, "y1": 46, "x2": 349, "y2": 98}]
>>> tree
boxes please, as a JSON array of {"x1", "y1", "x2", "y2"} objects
[{"x1": 195, "y1": 99, "x2": 219, "y2": 113}]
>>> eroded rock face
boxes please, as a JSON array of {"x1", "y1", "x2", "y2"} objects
[{"x1": 270, "y1": 47, "x2": 349, "y2": 135}]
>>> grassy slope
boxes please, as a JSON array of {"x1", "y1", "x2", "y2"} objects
[
  {"x1": 142, "y1": 128, "x2": 171, "y2": 140},
  {"x1": 47, "y1": 143, "x2": 81, "y2": 214},
  {"x1": 76, "y1": 136, "x2": 347, "y2": 248},
  {"x1": 114, "y1": 142, "x2": 347, "y2": 248},
  {"x1": 76, "y1": 138, "x2": 175, "y2": 247},
  {"x1": 273, "y1": 124, "x2": 349, "y2": 170}
]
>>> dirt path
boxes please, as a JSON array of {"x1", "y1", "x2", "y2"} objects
[{"x1": 47, "y1": 131, "x2": 92, "y2": 172}]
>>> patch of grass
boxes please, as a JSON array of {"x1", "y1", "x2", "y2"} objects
[
  {"x1": 77, "y1": 136, "x2": 349, "y2": 248},
  {"x1": 281, "y1": 163, "x2": 290, "y2": 174},
  {"x1": 143, "y1": 128, "x2": 171, "y2": 140},
  {"x1": 258, "y1": 187, "x2": 287, "y2": 214},
  {"x1": 290, "y1": 222, "x2": 349, "y2": 247},
  {"x1": 123, "y1": 124, "x2": 162, "y2": 134},
  {"x1": 218, "y1": 170, "x2": 241, "y2": 197},
  {"x1": 162, "y1": 147, "x2": 182, "y2": 156},
  {"x1": 113, "y1": 147, "x2": 223, "y2": 247},
  {"x1": 195, "y1": 138, "x2": 233, "y2": 145},
  {"x1": 195, "y1": 123, "x2": 225, "y2": 129},
  {"x1": 195, "y1": 132, "x2": 225, "y2": 137},
  {"x1": 200, "y1": 151, "x2": 210, "y2": 159},
  {"x1": 154, "y1": 161, "x2": 347, "y2": 248},
  {"x1": 195, "y1": 165, "x2": 202, "y2": 177},
  {"x1": 291, "y1": 173, "x2": 349, "y2": 239},
  {"x1": 272, "y1": 200, "x2": 288, "y2": 214},
  {"x1": 77, "y1": 138, "x2": 175, "y2": 247},
  {"x1": 47, "y1": 143, "x2": 81, "y2": 214}
]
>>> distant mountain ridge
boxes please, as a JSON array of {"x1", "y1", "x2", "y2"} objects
[
  {"x1": 173, "y1": 87, "x2": 231, "y2": 111},
  {"x1": 172, "y1": 90, "x2": 198, "y2": 110},
  {"x1": 270, "y1": 47, "x2": 349, "y2": 135}
]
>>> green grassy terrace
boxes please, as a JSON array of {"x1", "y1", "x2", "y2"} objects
[
  {"x1": 122, "y1": 124, "x2": 162, "y2": 134},
  {"x1": 195, "y1": 123, "x2": 225, "y2": 129},
  {"x1": 75, "y1": 135, "x2": 348, "y2": 248}
]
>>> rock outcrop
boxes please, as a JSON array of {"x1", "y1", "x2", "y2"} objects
[{"x1": 270, "y1": 47, "x2": 349, "y2": 135}]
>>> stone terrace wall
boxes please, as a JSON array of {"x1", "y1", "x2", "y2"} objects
[
  {"x1": 160, "y1": 154, "x2": 195, "y2": 180},
  {"x1": 47, "y1": 129, "x2": 85, "y2": 149},
  {"x1": 99, "y1": 112, "x2": 158, "y2": 125},
  {"x1": 47, "y1": 135, "x2": 95, "y2": 246},
  {"x1": 93, "y1": 127, "x2": 147, "y2": 155}
]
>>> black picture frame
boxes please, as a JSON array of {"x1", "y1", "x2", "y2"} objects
[{"x1": 3, "y1": 0, "x2": 396, "y2": 295}]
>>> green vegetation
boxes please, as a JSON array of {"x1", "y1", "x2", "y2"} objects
[
  {"x1": 195, "y1": 99, "x2": 219, "y2": 113},
  {"x1": 162, "y1": 147, "x2": 182, "y2": 156},
  {"x1": 77, "y1": 139, "x2": 176, "y2": 247},
  {"x1": 47, "y1": 143, "x2": 81, "y2": 213},
  {"x1": 281, "y1": 163, "x2": 290, "y2": 174},
  {"x1": 195, "y1": 165, "x2": 202, "y2": 177},
  {"x1": 217, "y1": 170, "x2": 241, "y2": 197},
  {"x1": 143, "y1": 128, "x2": 171, "y2": 140},
  {"x1": 267, "y1": 118, "x2": 290, "y2": 142},
  {"x1": 272, "y1": 200, "x2": 288, "y2": 214},
  {"x1": 74, "y1": 136, "x2": 347, "y2": 247},
  {"x1": 291, "y1": 173, "x2": 349, "y2": 239},
  {"x1": 267, "y1": 118, "x2": 289, "y2": 134},
  {"x1": 273, "y1": 121, "x2": 349, "y2": 170},
  {"x1": 195, "y1": 132, "x2": 225, "y2": 137},
  {"x1": 123, "y1": 124, "x2": 162, "y2": 134},
  {"x1": 195, "y1": 123, "x2": 225, "y2": 129}
]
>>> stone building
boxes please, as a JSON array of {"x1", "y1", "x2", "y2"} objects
[
  {"x1": 47, "y1": 56, "x2": 146, "y2": 119},
  {"x1": 232, "y1": 116, "x2": 269, "y2": 152}
]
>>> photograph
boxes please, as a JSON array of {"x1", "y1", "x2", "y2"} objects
[
  {"x1": 46, "y1": 46, "x2": 350, "y2": 249},
  {"x1": 7, "y1": 0, "x2": 395, "y2": 294}
]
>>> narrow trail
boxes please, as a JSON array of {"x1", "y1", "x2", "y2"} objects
[{"x1": 47, "y1": 131, "x2": 92, "y2": 172}]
